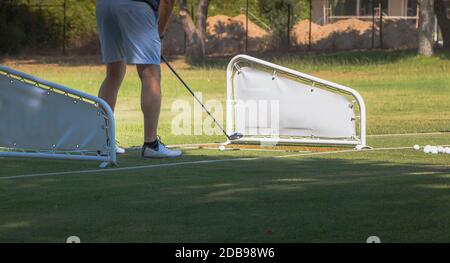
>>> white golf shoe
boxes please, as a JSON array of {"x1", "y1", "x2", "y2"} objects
[
  {"x1": 141, "y1": 139, "x2": 182, "y2": 158},
  {"x1": 116, "y1": 146, "x2": 126, "y2": 154}
]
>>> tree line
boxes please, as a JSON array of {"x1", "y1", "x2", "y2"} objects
[{"x1": 0, "y1": 0, "x2": 448, "y2": 57}]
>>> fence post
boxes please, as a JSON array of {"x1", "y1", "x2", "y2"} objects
[
  {"x1": 434, "y1": 15, "x2": 438, "y2": 44},
  {"x1": 246, "y1": 0, "x2": 249, "y2": 53},
  {"x1": 416, "y1": 4, "x2": 420, "y2": 28},
  {"x1": 309, "y1": 0, "x2": 312, "y2": 50},
  {"x1": 287, "y1": 3, "x2": 291, "y2": 48},
  {"x1": 62, "y1": 0, "x2": 67, "y2": 55},
  {"x1": 184, "y1": 30, "x2": 187, "y2": 55},
  {"x1": 372, "y1": 0, "x2": 375, "y2": 49},
  {"x1": 379, "y1": 1, "x2": 383, "y2": 48}
]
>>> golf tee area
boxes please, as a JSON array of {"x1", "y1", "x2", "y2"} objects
[{"x1": 0, "y1": 51, "x2": 449, "y2": 242}]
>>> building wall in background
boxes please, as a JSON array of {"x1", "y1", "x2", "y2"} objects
[
  {"x1": 312, "y1": 0, "x2": 326, "y2": 24},
  {"x1": 389, "y1": 0, "x2": 404, "y2": 16},
  {"x1": 312, "y1": 0, "x2": 419, "y2": 24}
]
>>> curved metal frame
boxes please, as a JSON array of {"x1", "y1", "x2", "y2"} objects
[
  {"x1": 0, "y1": 66, "x2": 117, "y2": 167},
  {"x1": 226, "y1": 55, "x2": 367, "y2": 148}
]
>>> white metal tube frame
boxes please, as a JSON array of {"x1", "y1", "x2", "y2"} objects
[
  {"x1": 0, "y1": 65, "x2": 117, "y2": 167},
  {"x1": 226, "y1": 55, "x2": 367, "y2": 149}
]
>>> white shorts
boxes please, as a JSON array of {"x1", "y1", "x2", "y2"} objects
[{"x1": 96, "y1": 0, "x2": 161, "y2": 65}]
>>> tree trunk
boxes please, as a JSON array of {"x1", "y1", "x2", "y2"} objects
[
  {"x1": 418, "y1": 0, "x2": 434, "y2": 56},
  {"x1": 435, "y1": 0, "x2": 450, "y2": 49},
  {"x1": 178, "y1": 0, "x2": 208, "y2": 60},
  {"x1": 196, "y1": 0, "x2": 208, "y2": 54}
]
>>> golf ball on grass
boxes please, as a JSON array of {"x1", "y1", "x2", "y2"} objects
[
  {"x1": 219, "y1": 145, "x2": 226, "y2": 151},
  {"x1": 431, "y1": 147, "x2": 439, "y2": 154},
  {"x1": 413, "y1": 145, "x2": 420, "y2": 151},
  {"x1": 422, "y1": 145, "x2": 450, "y2": 155}
]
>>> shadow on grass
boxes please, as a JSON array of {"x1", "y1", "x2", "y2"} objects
[
  {"x1": 0, "y1": 55, "x2": 103, "y2": 67},
  {"x1": 1, "y1": 148, "x2": 448, "y2": 180},
  {"x1": 435, "y1": 49, "x2": 450, "y2": 60},
  {"x1": 3, "y1": 49, "x2": 450, "y2": 70},
  {"x1": 187, "y1": 50, "x2": 421, "y2": 70},
  {"x1": 1, "y1": 150, "x2": 450, "y2": 242}
]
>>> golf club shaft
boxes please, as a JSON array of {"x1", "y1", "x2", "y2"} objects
[{"x1": 161, "y1": 55, "x2": 231, "y2": 140}]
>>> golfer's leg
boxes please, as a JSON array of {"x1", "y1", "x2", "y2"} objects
[
  {"x1": 99, "y1": 61, "x2": 127, "y2": 111},
  {"x1": 137, "y1": 64, "x2": 161, "y2": 143}
]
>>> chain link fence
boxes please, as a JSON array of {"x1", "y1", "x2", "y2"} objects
[
  {"x1": 164, "y1": 0, "x2": 423, "y2": 56},
  {"x1": 1, "y1": 0, "x2": 431, "y2": 56}
]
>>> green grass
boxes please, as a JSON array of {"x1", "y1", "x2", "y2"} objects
[
  {"x1": 0, "y1": 50, "x2": 449, "y2": 242},
  {"x1": 4, "y1": 50, "x2": 450, "y2": 146}
]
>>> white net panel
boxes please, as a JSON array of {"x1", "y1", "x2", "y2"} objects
[
  {"x1": 233, "y1": 67, "x2": 357, "y2": 139},
  {"x1": 0, "y1": 68, "x2": 114, "y2": 159}
]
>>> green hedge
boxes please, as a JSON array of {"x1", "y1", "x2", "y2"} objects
[
  {"x1": 0, "y1": 0, "x2": 96, "y2": 55},
  {"x1": 0, "y1": 2, "x2": 62, "y2": 55}
]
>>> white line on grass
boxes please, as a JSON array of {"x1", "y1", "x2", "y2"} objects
[
  {"x1": 126, "y1": 132, "x2": 449, "y2": 150},
  {"x1": 0, "y1": 157, "x2": 257, "y2": 180},
  {"x1": 1, "y1": 149, "x2": 356, "y2": 180},
  {"x1": 181, "y1": 146, "x2": 311, "y2": 153},
  {"x1": 367, "y1": 132, "x2": 449, "y2": 137},
  {"x1": 125, "y1": 143, "x2": 221, "y2": 150},
  {"x1": 0, "y1": 147, "x2": 414, "y2": 181}
]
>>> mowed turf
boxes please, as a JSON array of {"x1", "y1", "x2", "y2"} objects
[{"x1": 0, "y1": 51, "x2": 449, "y2": 242}]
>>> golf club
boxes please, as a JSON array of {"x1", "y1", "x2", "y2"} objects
[{"x1": 161, "y1": 55, "x2": 243, "y2": 141}]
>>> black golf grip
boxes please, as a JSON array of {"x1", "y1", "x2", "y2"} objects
[{"x1": 161, "y1": 56, "x2": 230, "y2": 140}]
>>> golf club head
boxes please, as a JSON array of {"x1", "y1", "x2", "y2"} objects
[{"x1": 228, "y1": 133, "x2": 244, "y2": 141}]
